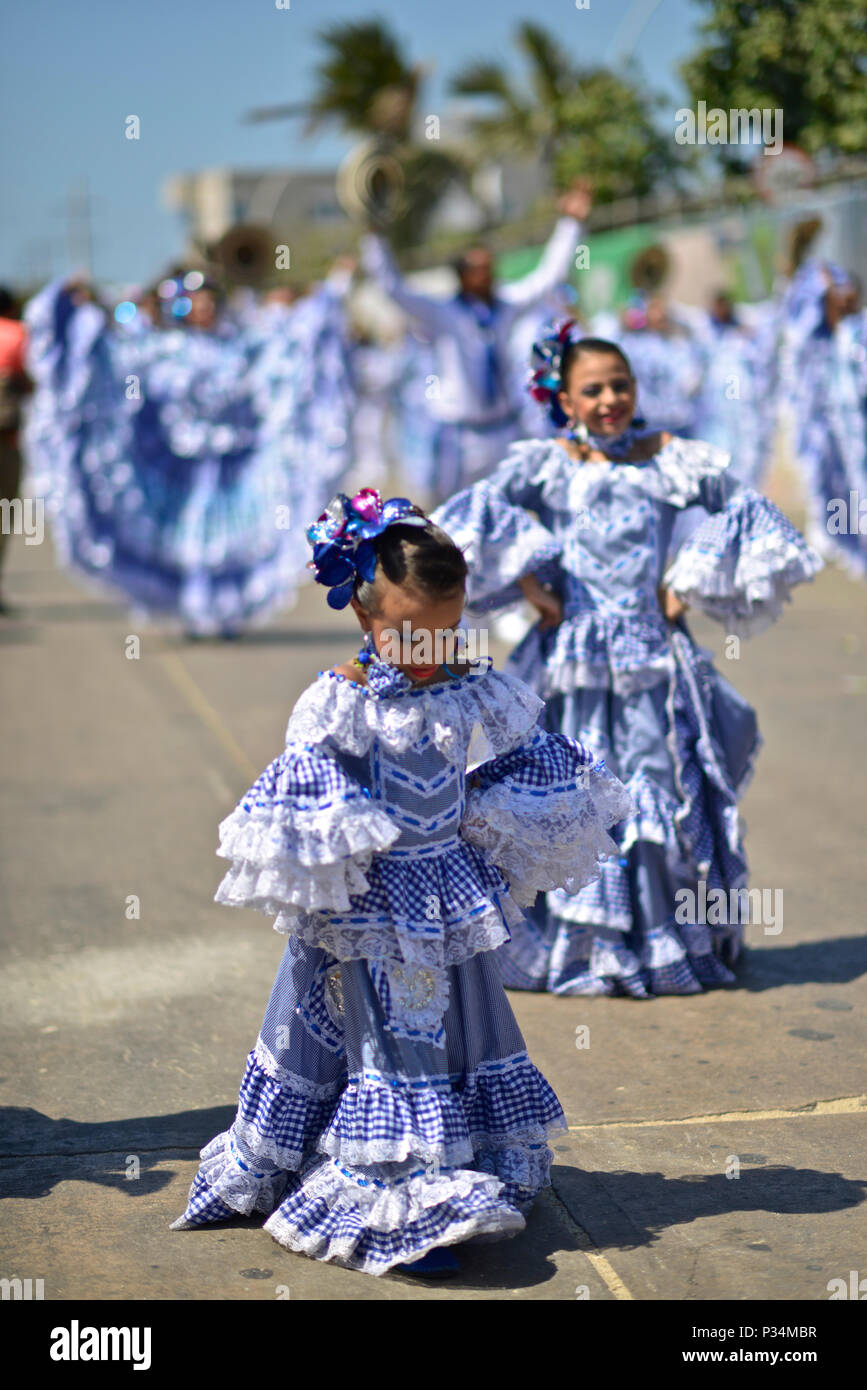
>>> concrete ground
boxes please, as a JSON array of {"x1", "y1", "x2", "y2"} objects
[{"x1": 1, "y1": 474, "x2": 866, "y2": 1302}]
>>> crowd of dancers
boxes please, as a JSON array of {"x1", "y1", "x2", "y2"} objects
[
  {"x1": 2, "y1": 197, "x2": 864, "y2": 631},
  {"x1": 1, "y1": 194, "x2": 864, "y2": 1276}
]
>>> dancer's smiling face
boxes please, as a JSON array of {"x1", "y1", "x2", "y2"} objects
[{"x1": 558, "y1": 348, "x2": 636, "y2": 438}]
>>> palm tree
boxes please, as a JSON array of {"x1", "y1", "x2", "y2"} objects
[
  {"x1": 302, "y1": 19, "x2": 421, "y2": 140},
  {"x1": 246, "y1": 20, "x2": 467, "y2": 248},
  {"x1": 450, "y1": 21, "x2": 685, "y2": 202}
]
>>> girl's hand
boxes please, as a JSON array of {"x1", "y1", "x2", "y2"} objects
[
  {"x1": 519, "y1": 574, "x2": 563, "y2": 630},
  {"x1": 558, "y1": 178, "x2": 593, "y2": 222},
  {"x1": 658, "y1": 584, "x2": 688, "y2": 621}
]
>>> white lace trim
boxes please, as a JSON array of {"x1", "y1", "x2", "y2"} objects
[
  {"x1": 268, "y1": 1155, "x2": 518, "y2": 1234},
  {"x1": 214, "y1": 799, "x2": 400, "y2": 915},
  {"x1": 316, "y1": 1127, "x2": 559, "y2": 1169},
  {"x1": 263, "y1": 1190, "x2": 524, "y2": 1275},
  {"x1": 646, "y1": 436, "x2": 732, "y2": 505},
  {"x1": 461, "y1": 767, "x2": 633, "y2": 908},
  {"x1": 285, "y1": 667, "x2": 543, "y2": 760},
  {"x1": 186, "y1": 1131, "x2": 288, "y2": 1217},
  {"x1": 665, "y1": 516, "x2": 823, "y2": 638},
  {"x1": 272, "y1": 900, "x2": 511, "y2": 967},
  {"x1": 230, "y1": 1119, "x2": 307, "y2": 1172},
  {"x1": 504, "y1": 434, "x2": 732, "y2": 510},
  {"x1": 252, "y1": 1036, "x2": 345, "y2": 1100}
]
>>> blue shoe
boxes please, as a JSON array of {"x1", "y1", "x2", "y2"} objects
[{"x1": 395, "y1": 1247, "x2": 460, "y2": 1279}]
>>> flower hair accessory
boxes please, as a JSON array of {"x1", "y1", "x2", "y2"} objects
[
  {"x1": 527, "y1": 317, "x2": 584, "y2": 427},
  {"x1": 306, "y1": 488, "x2": 428, "y2": 609}
]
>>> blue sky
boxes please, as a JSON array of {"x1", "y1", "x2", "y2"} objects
[{"x1": 0, "y1": 0, "x2": 704, "y2": 288}]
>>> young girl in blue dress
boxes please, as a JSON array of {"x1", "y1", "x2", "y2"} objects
[
  {"x1": 433, "y1": 324, "x2": 822, "y2": 998},
  {"x1": 170, "y1": 487, "x2": 631, "y2": 1276}
]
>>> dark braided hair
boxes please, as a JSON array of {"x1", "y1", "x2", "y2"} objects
[{"x1": 354, "y1": 508, "x2": 468, "y2": 614}]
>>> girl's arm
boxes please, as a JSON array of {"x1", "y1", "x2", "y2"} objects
[
  {"x1": 430, "y1": 441, "x2": 563, "y2": 615},
  {"x1": 213, "y1": 735, "x2": 399, "y2": 927},
  {"x1": 461, "y1": 727, "x2": 633, "y2": 907}
]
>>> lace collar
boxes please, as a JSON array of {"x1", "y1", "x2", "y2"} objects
[{"x1": 290, "y1": 659, "x2": 542, "y2": 759}]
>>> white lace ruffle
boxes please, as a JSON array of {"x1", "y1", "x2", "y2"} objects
[
  {"x1": 286, "y1": 667, "x2": 543, "y2": 761},
  {"x1": 664, "y1": 497, "x2": 823, "y2": 637},
  {"x1": 252, "y1": 1036, "x2": 346, "y2": 1100},
  {"x1": 648, "y1": 436, "x2": 732, "y2": 506},
  {"x1": 213, "y1": 798, "x2": 400, "y2": 916},
  {"x1": 268, "y1": 1155, "x2": 520, "y2": 1236},
  {"x1": 497, "y1": 435, "x2": 732, "y2": 512},
  {"x1": 273, "y1": 900, "x2": 512, "y2": 965},
  {"x1": 182, "y1": 1131, "x2": 288, "y2": 1218},
  {"x1": 263, "y1": 1182, "x2": 524, "y2": 1274},
  {"x1": 461, "y1": 767, "x2": 634, "y2": 908},
  {"x1": 506, "y1": 616, "x2": 675, "y2": 698}
]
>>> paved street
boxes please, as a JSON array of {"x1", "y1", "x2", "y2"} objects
[{"x1": 1, "y1": 469, "x2": 866, "y2": 1302}]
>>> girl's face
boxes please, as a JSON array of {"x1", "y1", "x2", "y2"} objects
[
  {"x1": 351, "y1": 577, "x2": 468, "y2": 684},
  {"x1": 558, "y1": 350, "x2": 636, "y2": 437}
]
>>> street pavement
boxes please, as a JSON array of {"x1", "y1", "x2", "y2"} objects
[{"x1": 1, "y1": 469, "x2": 866, "y2": 1302}]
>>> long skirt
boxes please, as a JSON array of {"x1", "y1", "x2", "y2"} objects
[
  {"x1": 500, "y1": 625, "x2": 760, "y2": 997},
  {"x1": 171, "y1": 936, "x2": 565, "y2": 1275}
]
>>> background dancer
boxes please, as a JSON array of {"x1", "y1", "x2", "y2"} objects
[
  {"x1": 361, "y1": 180, "x2": 592, "y2": 503},
  {"x1": 669, "y1": 290, "x2": 780, "y2": 491},
  {"x1": 779, "y1": 260, "x2": 867, "y2": 579},
  {"x1": 22, "y1": 262, "x2": 357, "y2": 636},
  {"x1": 434, "y1": 327, "x2": 822, "y2": 997}
]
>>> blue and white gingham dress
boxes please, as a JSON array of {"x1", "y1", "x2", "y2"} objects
[
  {"x1": 433, "y1": 435, "x2": 823, "y2": 997},
  {"x1": 171, "y1": 657, "x2": 631, "y2": 1274}
]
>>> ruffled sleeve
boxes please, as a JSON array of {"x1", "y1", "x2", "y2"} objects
[
  {"x1": 649, "y1": 436, "x2": 737, "y2": 510},
  {"x1": 460, "y1": 729, "x2": 634, "y2": 907},
  {"x1": 214, "y1": 741, "x2": 400, "y2": 918},
  {"x1": 663, "y1": 487, "x2": 823, "y2": 636},
  {"x1": 431, "y1": 440, "x2": 563, "y2": 612}
]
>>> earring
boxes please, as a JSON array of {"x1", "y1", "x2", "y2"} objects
[
  {"x1": 354, "y1": 630, "x2": 375, "y2": 667},
  {"x1": 567, "y1": 419, "x2": 589, "y2": 443}
]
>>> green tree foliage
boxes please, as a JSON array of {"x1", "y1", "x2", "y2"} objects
[
  {"x1": 681, "y1": 0, "x2": 867, "y2": 166},
  {"x1": 304, "y1": 20, "x2": 420, "y2": 139},
  {"x1": 298, "y1": 20, "x2": 470, "y2": 248},
  {"x1": 450, "y1": 22, "x2": 687, "y2": 201}
]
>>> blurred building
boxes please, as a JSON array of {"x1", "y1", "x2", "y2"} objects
[{"x1": 162, "y1": 167, "x2": 346, "y2": 249}]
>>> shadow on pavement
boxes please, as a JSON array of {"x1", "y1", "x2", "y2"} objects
[
  {"x1": 0, "y1": 1104, "x2": 235, "y2": 1200},
  {"x1": 739, "y1": 936, "x2": 867, "y2": 989},
  {"x1": 551, "y1": 1162, "x2": 867, "y2": 1253}
]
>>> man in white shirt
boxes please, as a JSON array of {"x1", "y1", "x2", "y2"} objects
[{"x1": 361, "y1": 180, "x2": 592, "y2": 501}]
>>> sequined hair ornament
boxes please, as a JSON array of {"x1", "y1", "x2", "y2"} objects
[
  {"x1": 527, "y1": 317, "x2": 585, "y2": 427},
  {"x1": 306, "y1": 489, "x2": 429, "y2": 609}
]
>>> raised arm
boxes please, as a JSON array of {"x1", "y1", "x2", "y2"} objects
[
  {"x1": 497, "y1": 180, "x2": 591, "y2": 311},
  {"x1": 360, "y1": 233, "x2": 456, "y2": 335}
]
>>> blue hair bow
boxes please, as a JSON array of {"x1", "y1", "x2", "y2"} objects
[{"x1": 306, "y1": 489, "x2": 427, "y2": 609}]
